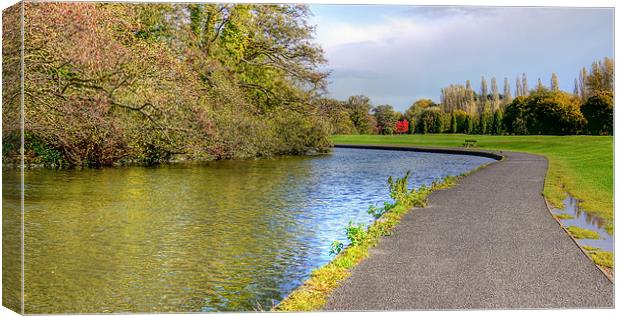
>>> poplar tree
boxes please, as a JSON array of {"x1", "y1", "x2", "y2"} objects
[
  {"x1": 579, "y1": 67, "x2": 587, "y2": 100},
  {"x1": 492, "y1": 110, "x2": 503, "y2": 135},
  {"x1": 586, "y1": 58, "x2": 614, "y2": 94},
  {"x1": 551, "y1": 73, "x2": 559, "y2": 91},
  {"x1": 491, "y1": 77, "x2": 500, "y2": 111},
  {"x1": 480, "y1": 76, "x2": 488, "y2": 112},
  {"x1": 465, "y1": 115, "x2": 473, "y2": 134},
  {"x1": 503, "y1": 77, "x2": 512, "y2": 106},
  {"x1": 466, "y1": 79, "x2": 476, "y2": 115},
  {"x1": 451, "y1": 112, "x2": 457, "y2": 133},
  {"x1": 515, "y1": 76, "x2": 523, "y2": 97},
  {"x1": 536, "y1": 78, "x2": 544, "y2": 91},
  {"x1": 522, "y1": 73, "x2": 529, "y2": 96},
  {"x1": 573, "y1": 78, "x2": 579, "y2": 96}
]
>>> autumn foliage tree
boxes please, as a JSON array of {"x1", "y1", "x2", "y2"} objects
[
  {"x1": 395, "y1": 120, "x2": 409, "y2": 134},
  {"x1": 4, "y1": 2, "x2": 332, "y2": 167}
]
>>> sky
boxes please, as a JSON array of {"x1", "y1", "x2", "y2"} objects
[{"x1": 308, "y1": 5, "x2": 614, "y2": 111}]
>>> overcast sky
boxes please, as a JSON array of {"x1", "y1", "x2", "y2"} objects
[{"x1": 308, "y1": 5, "x2": 614, "y2": 111}]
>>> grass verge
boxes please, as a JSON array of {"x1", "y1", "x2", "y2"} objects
[
  {"x1": 581, "y1": 246, "x2": 614, "y2": 269},
  {"x1": 589, "y1": 251, "x2": 614, "y2": 269},
  {"x1": 331, "y1": 134, "x2": 613, "y2": 232},
  {"x1": 566, "y1": 226, "x2": 600, "y2": 239},
  {"x1": 582, "y1": 246, "x2": 601, "y2": 252},
  {"x1": 554, "y1": 213, "x2": 575, "y2": 220},
  {"x1": 275, "y1": 165, "x2": 488, "y2": 311}
]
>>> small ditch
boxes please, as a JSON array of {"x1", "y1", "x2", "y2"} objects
[
  {"x1": 551, "y1": 195, "x2": 613, "y2": 252},
  {"x1": 550, "y1": 195, "x2": 613, "y2": 280}
]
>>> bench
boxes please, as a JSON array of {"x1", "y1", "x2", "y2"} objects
[{"x1": 463, "y1": 139, "x2": 477, "y2": 148}]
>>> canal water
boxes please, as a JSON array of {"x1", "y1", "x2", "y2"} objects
[{"x1": 4, "y1": 147, "x2": 493, "y2": 313}]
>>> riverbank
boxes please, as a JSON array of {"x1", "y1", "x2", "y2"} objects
[
  {"x1": 332, "y1": 134, "x2": 613, "y2": 233},
  {"x1": 276, "y1": 156, "x2": 496, "y2": 311},
  {"x1": 1, "y1": 150, "x2": 330, "y2": 170},
  {"x1": 324, "y1": 150, "x2": 612, "y2": 310}
]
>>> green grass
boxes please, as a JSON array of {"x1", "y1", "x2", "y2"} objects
[
  {"x1": 275, "y1": 173, "x2": 463, "y2": 311},
  {"x1": 582, "y1": 245, "x2": 601, "y2": 252},
  {"x1": 589, "y1": 251, "x2": 614, "y2": 269},
  {"x1": 580, "y1": 246, "x2": 613, "y2": 269},
  {"x1": 566, "y1": 226, "x2": 600, "y2": 239},
  {"x1": 554, "y1": 213, "x2": 575, "y2": 220},
  {"x1": 332, "y1": 134, "x2": 613, "y2": 231}
]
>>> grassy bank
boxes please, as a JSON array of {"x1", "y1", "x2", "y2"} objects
[
  {"x1": 332, "y1": 134, "x2": 613, "y2": 231},
  {"x1": 275, "y1": 167, "x2": 487, "y2": 311}
]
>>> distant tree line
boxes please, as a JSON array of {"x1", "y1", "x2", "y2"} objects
[{"x1": 324, "y1": 57, "x2": 613, "y2": 137}]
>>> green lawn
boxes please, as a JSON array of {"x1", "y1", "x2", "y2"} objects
[{"x1": 332, "y1": 134, "x2": 613, "y2": 231}]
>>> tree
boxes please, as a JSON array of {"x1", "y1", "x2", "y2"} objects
[
  {"x1": 492, "y1": 110, "x2": 503, "y2": 135},
  {"x1": 491, "y1": 77, "x2": 500, "y2": 111},
  {"x1": 11, "y1": 2, "x2": 333, "y2": 167},
  {"x1": 579, "y1": 66, "x2": 588, "y2": 100},
  {"x1": 536, "y1": 78, "x2": 545, "y2": 91},
  {"x1": 421, "y1": 120, "x2": 428, "y2": 134},
  {"x1": 344, "y1": 95, "x2": 374, "y2": 134},
  {"x1": 434, "y1": 113, "x2": 444, "y2": 133},
  {"x1": 480, "y1": 76, "x2": 488, "y2": 110},
  {"x1": 551, "y1": 73, "x2": 559, "y2": 92},
  {"x1": 515, "y1": 75, "x2": 523, "y2": 97},
  {"x1": 451, "y1": 112, "x2": 458, "y2": 133},
  {"x1": 395, "y1": 120, "x2": 409, "y2": 134},
  {"x1": 453, "y1": 110, "x2": 469, "y2": 133},
  {"x1": 417, "y1": 108, "x2": 442, "y2": 134},
  {"x1": 522, "y1": 73, "x2": 529, "y2": 96},
  {"x1": 503, "y1": 90, "x2": 585, "y2": 135},
  {"x1": 585, "y1": 58, "x2": 614, "y2": 95},
  {"x1": 317, "y1": 98, "x2": 355, "y2": 134},
  {"x1": 405, "y1": 99, "x2": 436, "y2": 120},
  {"x1": 503, "y1": 96, "x2": 528, "y2": 135},
  {"x1": 503, "y1": 77, "x2": 512, "y2": 107},
  {"x1": 372, "y1": 104, "x2": 400, "y2": 134},
  {"x1": 464, "y1": 115, "x2": 473, "y2": 134},
  {"x1": 465, "y1": 79, "x2": 477, "y2": 114},
  {"x1": 573, "y1": 78, "x2": 579, "y2": 96},
  {"x1": 581, "y1": 91, "x2": 613, "y2": 135},
  {"x1": 478, "y1": 110, "x2": 493, "y2": 134},
  {"x1": 440, "y1": 84, "x2": 468, "y2": 113},
  {"x1": 575, "y1": 58, "x2": 613, "y2": 101}
]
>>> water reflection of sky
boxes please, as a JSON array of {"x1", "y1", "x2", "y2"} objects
[{"x1": 551, "y1": 196, "x2": 613, "y2": 252}]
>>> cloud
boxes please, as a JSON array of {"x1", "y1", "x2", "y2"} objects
[{"x1": 310, "y1": 6, "x2": 613, "y2": 111}]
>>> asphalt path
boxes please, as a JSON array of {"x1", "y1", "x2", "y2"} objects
[{"x1": 325, "y1": 149, "x2": 613, "y2": 310}]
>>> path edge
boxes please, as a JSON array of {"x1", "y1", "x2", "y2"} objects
[
  {"x1": 333, "y1": 144, "x2": 504, "y2": 161},
  {"x1": 542, "y1": 197, "x2": 614, "y2": 283}
]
